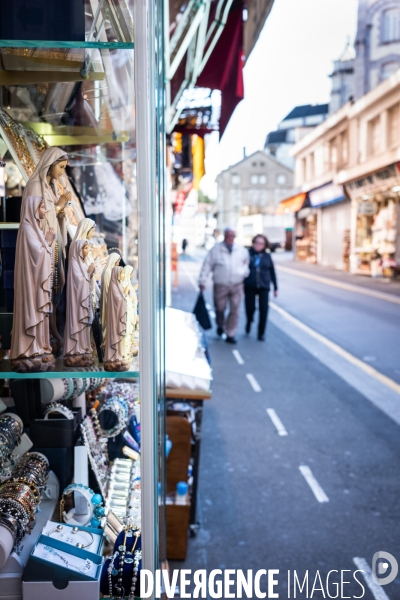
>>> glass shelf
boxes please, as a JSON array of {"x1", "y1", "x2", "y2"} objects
[
  {"x1": 0, "y1": 358, "x2": 139, "y2": 379},
  {"x1": 0, "y1": 40, "x2": 134, "y2": 49}
]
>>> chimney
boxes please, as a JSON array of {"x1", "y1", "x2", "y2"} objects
[{"x1": 243, "y1": 147, "x2": 246, "y2": 158}]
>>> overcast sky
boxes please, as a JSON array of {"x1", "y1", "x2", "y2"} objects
[{"x1": 202, "y1": 0, "x2": 359, "y2": 197}]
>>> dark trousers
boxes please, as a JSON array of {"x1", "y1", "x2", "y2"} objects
[{"x1": 245, "y1": 287, "x2": 269, "y2": 337}]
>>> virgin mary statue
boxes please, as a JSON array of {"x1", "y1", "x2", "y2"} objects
[{"x1": 10, "y1": 197, "x2": 56, "y2": 373}]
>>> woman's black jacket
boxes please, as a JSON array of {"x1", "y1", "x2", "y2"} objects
[{"x1": 244, "y1": 248, "x2": 278, "y2": 291}]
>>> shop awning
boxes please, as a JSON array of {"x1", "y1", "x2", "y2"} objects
[
  {"x1": 276, "y1": 192, "x2": 307, "y2": 214},
  {"x1": 197, "y1": 5, "x2": 244, "y2": 137},
  {"x1": 309, "y1": 182, "x2": 346, "y2": 207}
]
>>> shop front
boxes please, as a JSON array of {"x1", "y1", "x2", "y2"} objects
[
  {"x1": 0, "y1": 1, "x2": 167, "y2": 598},
  {"x1": 346, "y1": 163, "x2": 400, "y2": 277},
  {"x1": 295, "y1": 182, "x2": 348, "y2": 267}
]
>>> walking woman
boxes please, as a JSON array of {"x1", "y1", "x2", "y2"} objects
[{"x1": 244, "y1": 235, "x2": 278, "y2": 341}]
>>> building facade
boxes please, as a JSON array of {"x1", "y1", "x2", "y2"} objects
[
  {"x1": 216, "y1": 150, "x2": 294, "y2": 229},
  {"x1": 264, "y1": 104, "x2": 329, "y2": 169},
  {"x1": 290, "y1": 68, "x2": 400, "y2": 276},
  {"x1": 329, "y1": 40, "x2": 356, "y2": 114},
  {"x1": 354, "y1": 0, "x2": 400, "y2": 99}
]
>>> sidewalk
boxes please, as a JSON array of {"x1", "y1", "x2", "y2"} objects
[{"x1": 274, "y1": 253, "x2": 400, "y2": 298}]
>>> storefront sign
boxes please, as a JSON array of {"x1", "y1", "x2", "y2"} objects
[
  {"x1": 345, "y1": 162, "x2": 400, "y2": 200},
  {"x1": 357, "y1": 201, "x2": 377, "y2": 215},
  {"x1": 309, "y1": 182, "x2": 346, "y2": 207}
]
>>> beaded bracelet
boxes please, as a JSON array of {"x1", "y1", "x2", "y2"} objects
[{"x1": 60, "y1": 484, "x2": 104, "y2": 528}]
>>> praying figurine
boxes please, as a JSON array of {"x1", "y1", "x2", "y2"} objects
[
  {"x1": 104, "y1": 267, "x2": 130, "y2": 372},
  {"x1": 63, "y1": 240, "x2": 95, "y2": 367},
  {"x1": 10, "y1": 198, "x2": 56, "y2": 372}
]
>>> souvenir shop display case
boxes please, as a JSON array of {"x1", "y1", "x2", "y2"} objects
[{"x1": 0, "y1": 0, "x2": 166, "y2": 598}]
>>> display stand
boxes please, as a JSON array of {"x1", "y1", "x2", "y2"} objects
[
  {"x1": 166, "y1": 389, "x2": 211, "y2": 536},
  {"x1": 0, "y1": 471, "x2": 59, "y2": 599}
]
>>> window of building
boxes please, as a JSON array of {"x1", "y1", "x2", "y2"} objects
[
  {"x1": 382, "y1": 8, "x2": 400, "y2": 43},
  {"x1": 329, "y1": 137, "x2": 338, "y2": 167},
  {"x1": 231, "y1": 173, "x2": 240, "y2": 185},
  {"x1": 250, "y1": 174, "x2": 258, "y2": 185},
  {"x1": 276, "y1": 174, "x2": 286, "y2": 185},
  {"x1": 381, "y1": 61, "x2": 400, "y2": 81},
  {"x1": 251, "y1": 162, "x2": 257, "y2": 167},
  {"x1": 260, "y1": 161, "x2": 265, "y2": 167},
  {"x1": 259, "y1": 174, "x2": 267, "y2": 184},
  {"x1": 388, "y1": 103, "x2": 400, "y2": 147},
  {"x1": 339, "y1": 131, "x2": 349, "y2": 165},
  {"x1": 302, "y1": 157, "x2": 307, "y2": 182},
  {"x1": 368, "y1": 116, "x2": 381, "y2": 156}
]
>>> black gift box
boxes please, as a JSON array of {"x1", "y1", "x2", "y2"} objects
[{"x1": 29, "y1": 409, "x2": 82, "y2": 448}]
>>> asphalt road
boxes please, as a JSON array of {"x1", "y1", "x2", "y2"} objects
[{"x1": 170, "y1": 252, "x2": 400, "y2": 600}]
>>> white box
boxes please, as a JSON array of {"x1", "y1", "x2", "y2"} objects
[{"x1": 23, "y1": 578, "x2": 100, "y2": 600}]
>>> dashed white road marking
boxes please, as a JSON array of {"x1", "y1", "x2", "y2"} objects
[
  {"x1": 232, "y1": 350, "x2": 244, "y2": 365},
  {"x1": 246, "y1": 373, "x2": 262, "y2": 392},
  {"x1": 266, "y1": 409, "x2": 288, "y2": 436},
  {"x1": 276, "y1": 264, "x2": 400, "y2": 305},
  {"x1": 353, "y1": 557, "x2": 390, "y2": 600},
  {"x1": 299, "y1": 465, "x2": 329, "y2": 503},
  {"x1": 205, "y1": 302, "x2": 216, "y2": 318}
]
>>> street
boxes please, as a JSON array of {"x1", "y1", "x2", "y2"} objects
[{"x1": 171, "y1": 252, "x2": 400, "y2": 599}]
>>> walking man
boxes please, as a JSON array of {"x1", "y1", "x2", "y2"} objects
[{"x1": 199, "y1": 228, "x2": 249, "y2": 344}]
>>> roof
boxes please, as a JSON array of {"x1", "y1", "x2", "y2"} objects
[
  {"x1": 282, "y1": 104, "x2": 329, "y2": 121},
  {"x1": 265, "y1": 130, "x2": 288, "y2": 145},
  {"x1": 217, "y1": 149, "x2": 293, "y2": 177}
]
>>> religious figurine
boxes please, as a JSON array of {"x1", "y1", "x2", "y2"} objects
[
  {"x1": 63, "y1": 240, "x2": 95, "y2": 368},
  {"x1": 10, "y1": 198, "x2": 56, "y2": 373},
  {"x1": 100, "y1": 252, "x2": 121, "y2": 347},
  {"x1": 122, "y1": 265, "x2": 138, "y2": 358},
  {"x1": 22, "y1": 147, "x2": 70, "y2": 353},
  {"x1": 71, "y1": 218, "x2": 98, "y2": 307},
  {"x1": 104, "y1": 267, "x2": 130, "y2": 372}
]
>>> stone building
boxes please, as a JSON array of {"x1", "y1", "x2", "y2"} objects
[
  {"x1": 331, "y1": 0, "x2": 400, "y2": 113},
  {"x1": 216, "y1": 150, "x2": 293, "y2": 229}
]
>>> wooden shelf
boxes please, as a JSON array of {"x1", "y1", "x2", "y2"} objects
[{"x1": 166, "y1": 386, "x2": 211, "y2": 400}]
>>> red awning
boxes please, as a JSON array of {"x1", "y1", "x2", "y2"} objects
[
  {"x1": 197, "y1": 5, "x2": 244, "y2": 137},
  {"x1": 276, "y1": 192, "x2": 307, "y2": 214}
]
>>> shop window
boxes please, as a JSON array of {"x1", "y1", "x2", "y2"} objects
[
  {"x1": 368, "y1": 116, "x2": 381, "y2": 156},
  {"x1": 250, "y1": 174, "x2": 258, "y2": 185},
  {"x1": 381, "y1": 8, "x2": 400, "y2": 43},
  {"x1": 276, "y1": 174, "x2": 286, "y2": 185},
  {"x1": 381, "y1": 61, "x2": 400, "y2": 81},
  {"x1": 259, "y1": 174, "x2": 267, "y2": 184},
  {"x1": 388, "y1": 103, "x2": 400, "y2": 147},
  {"x1": 231, "y1": 173, "x2": 241, "y2": 185}
]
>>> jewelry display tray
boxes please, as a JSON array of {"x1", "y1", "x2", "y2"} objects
[{"x1": 0, "y1": 471, "x2": 59, "y2": 599}]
